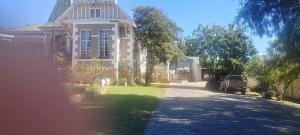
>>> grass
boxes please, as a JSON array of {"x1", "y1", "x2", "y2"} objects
[
  {"x1": 246, "y1": 91, "x2": 261, "y2": 97},
  {"x1": 81, "y1": 85, "x2": 165, "y2": 135},
  {"x1": 281, "y1": 101, "x2": 300, "y2": 108},
  {"x1": 245, "y1": 88, "x2": 261, "y2": 97}
]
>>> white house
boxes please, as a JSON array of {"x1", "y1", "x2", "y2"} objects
[{"x1": 6, "y1": 0, "x2": 137, "y2": 80}]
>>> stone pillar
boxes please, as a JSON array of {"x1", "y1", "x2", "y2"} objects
[{"x1": 112, "y1": 23, "x2": 119, "y2": 79}]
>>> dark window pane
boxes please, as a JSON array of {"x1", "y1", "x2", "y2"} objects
[
  {"x1": 81, "y1": 32, "x2": 86, "y2": 40},
  {"x1": 80, "y1": 31, "x2": 91, "y2": 58},
  {"x1": 96, "y1": 9, "x2": 100, "y2": 18},
  {"x1": 90, "y1": 9, "x2": 95, "y2": 18},
  {"x1": 99, "y1": 30, "x2": 111, "y2": 59}
]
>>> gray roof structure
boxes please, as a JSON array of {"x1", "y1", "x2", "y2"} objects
[
  {"x1": 48, "y1": 0, "x2": 72, "y2": 22},
  {"x1": 9, "y1": 24, "x2": 44, "y2": 32},
  {"x1": 48, "y1": 0, "x2": 118, "y2": 22}
]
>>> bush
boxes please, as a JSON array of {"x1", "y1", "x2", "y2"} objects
[
  {"x1": 118, "y1": 61, "x2": 134, "y2": 85},
  {"x1": 112, "y1": 78, "x2": 127, "y2": 86},
  {"x1": 246, "y1": 88, "x2": 251, "y2": 93},
  {"x1": 66, "y1": 60, "x2": 103, "y2": 84},
  {"x1": 85, "y1": 81, "x2": 102, "y2": 91},
  {"x1": 256, "y1": 64, "x2": 300, "y2": 101},
  {"x1": 205, "y1": 79, "x2": 219, "y2": 90}
]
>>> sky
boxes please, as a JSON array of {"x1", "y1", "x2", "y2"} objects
[{"x1": 0, "y1": 0, "x2": 271, "y2": 54}]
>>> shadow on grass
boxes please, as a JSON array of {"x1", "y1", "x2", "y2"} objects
[{"x1": 80, "y1": 94, "x2": 161, "y2": 135}]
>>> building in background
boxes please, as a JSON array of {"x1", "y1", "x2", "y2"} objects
[{"x1": 170, "y1": 56, "x2": 204, "y2": 82}]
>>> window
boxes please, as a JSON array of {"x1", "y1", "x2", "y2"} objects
[
  {"x1": 80, "y1": 31, "x2": 92, "y2": 59},
  {"x1": 119, "y1": 25, "x2": 131, "y2": 38},
  {"x1": 119, "y1": 26, "x2": 126, "y2": 38},
  {"x1": 127, "y1": 27, "x2": 131, "y2": 35},
  {"x1": 98, "y1": 30, "x2": 111, "y2": 59},
  {"x1": 90, "y1": 8, "x2": 100, "y2": 18}
]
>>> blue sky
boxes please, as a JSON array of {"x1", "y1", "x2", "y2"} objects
[{"x1": 0, "y1": 0, "x2": 270, "y2": 54}]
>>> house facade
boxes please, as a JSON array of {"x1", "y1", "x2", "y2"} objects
[
  {"x1": 50, "y1": 0, "x2": 135, "y2": 80},
  {"x1": 6, "y1": 0, "x2": 136, "y2": 80}
]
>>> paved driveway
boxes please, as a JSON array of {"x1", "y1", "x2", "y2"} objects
[{"x1": 144, "y1": 82, "x2": 300, "y2": 135}]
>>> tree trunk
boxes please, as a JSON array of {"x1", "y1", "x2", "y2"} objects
[
  {"x1": 145, "y1": 63, "x2": 154, "y2": 86},
  {"x1": 133, "y1": 41, "x2": 142, "y2": 84},
  {"x1": 145, "y1": 48, "x2": 155, "y2": 86}
]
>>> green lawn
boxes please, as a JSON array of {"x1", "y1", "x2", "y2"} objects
[
  {"x1": 81, "y1": 86, "x2": 165, "y2": 135},
  {"x1": 281, "y1": 100, "x2": 300, "y2": 108}
]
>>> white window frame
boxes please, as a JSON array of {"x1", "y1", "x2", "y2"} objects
[
  {"x1": 98, "y1": 30, "x2": 111, "y2": 59},
  {"x1": 80, "y1": 30, "x2": 92, "y2": 59},
  {"x1": 90, "y1": 8, "x2": 101, "y2": 19}
]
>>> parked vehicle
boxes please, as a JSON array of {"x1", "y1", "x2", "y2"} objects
[{"x1": 219, "y1": 75, "x2": 247, "y2": 95}]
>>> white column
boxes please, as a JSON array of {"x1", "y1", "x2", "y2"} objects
[
  {"x1": 66, "y1": 36, "x2": 72, "y2": 53},
  {"x1": 80, "y1": 4, "x2": 83, "y2": 19},
  {"x1": 112, "y1": 3, "x2": 115, "y2": 19},
  {"x1": 104, "y1": 2, "x2": 106, "y2": 20},
  {"x1": 72, "y1": 23, "x2": 78, "y2": 65},
  {"x1": 113, "y1": 23, "x2": 120, "y2": 79},
  {"x1": 85, "y1": 3, "x2": 88, "y2": 19},
  {"x1": 73, "y1": 6, "x2": 75, "y2": 19},
  {"x1": 116, "y1": 5, "x2": 119, "y2": 19},
  {"x1": 76, "y1": 5, "x2": 79, "y2": 19}
]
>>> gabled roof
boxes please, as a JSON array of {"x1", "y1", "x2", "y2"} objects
[
  {"x1": 49, "y1": 0, "x2": 118, "y2": 22},
  {"x1": 49, "y1": 0, "x2": 133, "y2": 24},
  {"x1": 48, "y1": 0, "x2": 72, "y2": 22}
]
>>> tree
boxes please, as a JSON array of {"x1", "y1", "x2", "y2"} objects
[
  {"x1": 133, "y1": 6, "x2": 183, "y2": 86},
  {"x1": 257, "y1": 58, "x2": 300, "y2": 101},
  {"x1": 191, "y1": 24, "x2": 256, "y2": 78},
  {"x1": 221, "y1": 25, "x2": 256, "y2": 74},
  {"x1": 245, "y1": 55, "x2": 265, "y2": 77},
  {"x1": 259, "y1": 41, "x2": 300, "y2": 100},
  {"x1": 237, "y1": 0, "x2": 300, "y2": 61},
  {"x1": 249, "y1": 41, "x2": 300, "y2": 100},
  {"x1": 183, "y1": 37, "x2": 198, "y2": 56},
  {"x1": 238, "y1": 1, "x2": 300, "y2": 100}
]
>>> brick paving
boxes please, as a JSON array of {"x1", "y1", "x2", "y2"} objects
[{"x1": 144, "y1": 82, "x2": 300, "y2": 135}]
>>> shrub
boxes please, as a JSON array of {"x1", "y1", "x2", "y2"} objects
[
  {"x1": 66, "y1": 60, "x2": 103, "y2": 84},
  {"x1": 205, "y1": 79, "x2": 219, "y2": 90},
  {"x1": 85, "y1": 81, "x2": 102, "y2": 91},
  {"x1": 119, "y1": 78, "x2": 128, "y2": 86},
  {"x1": 118, "y1": 61, "x2": 134, "y2": 85},
  {"x1": 256, "y1": 64, "x2": 300, "y2": 101}
]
